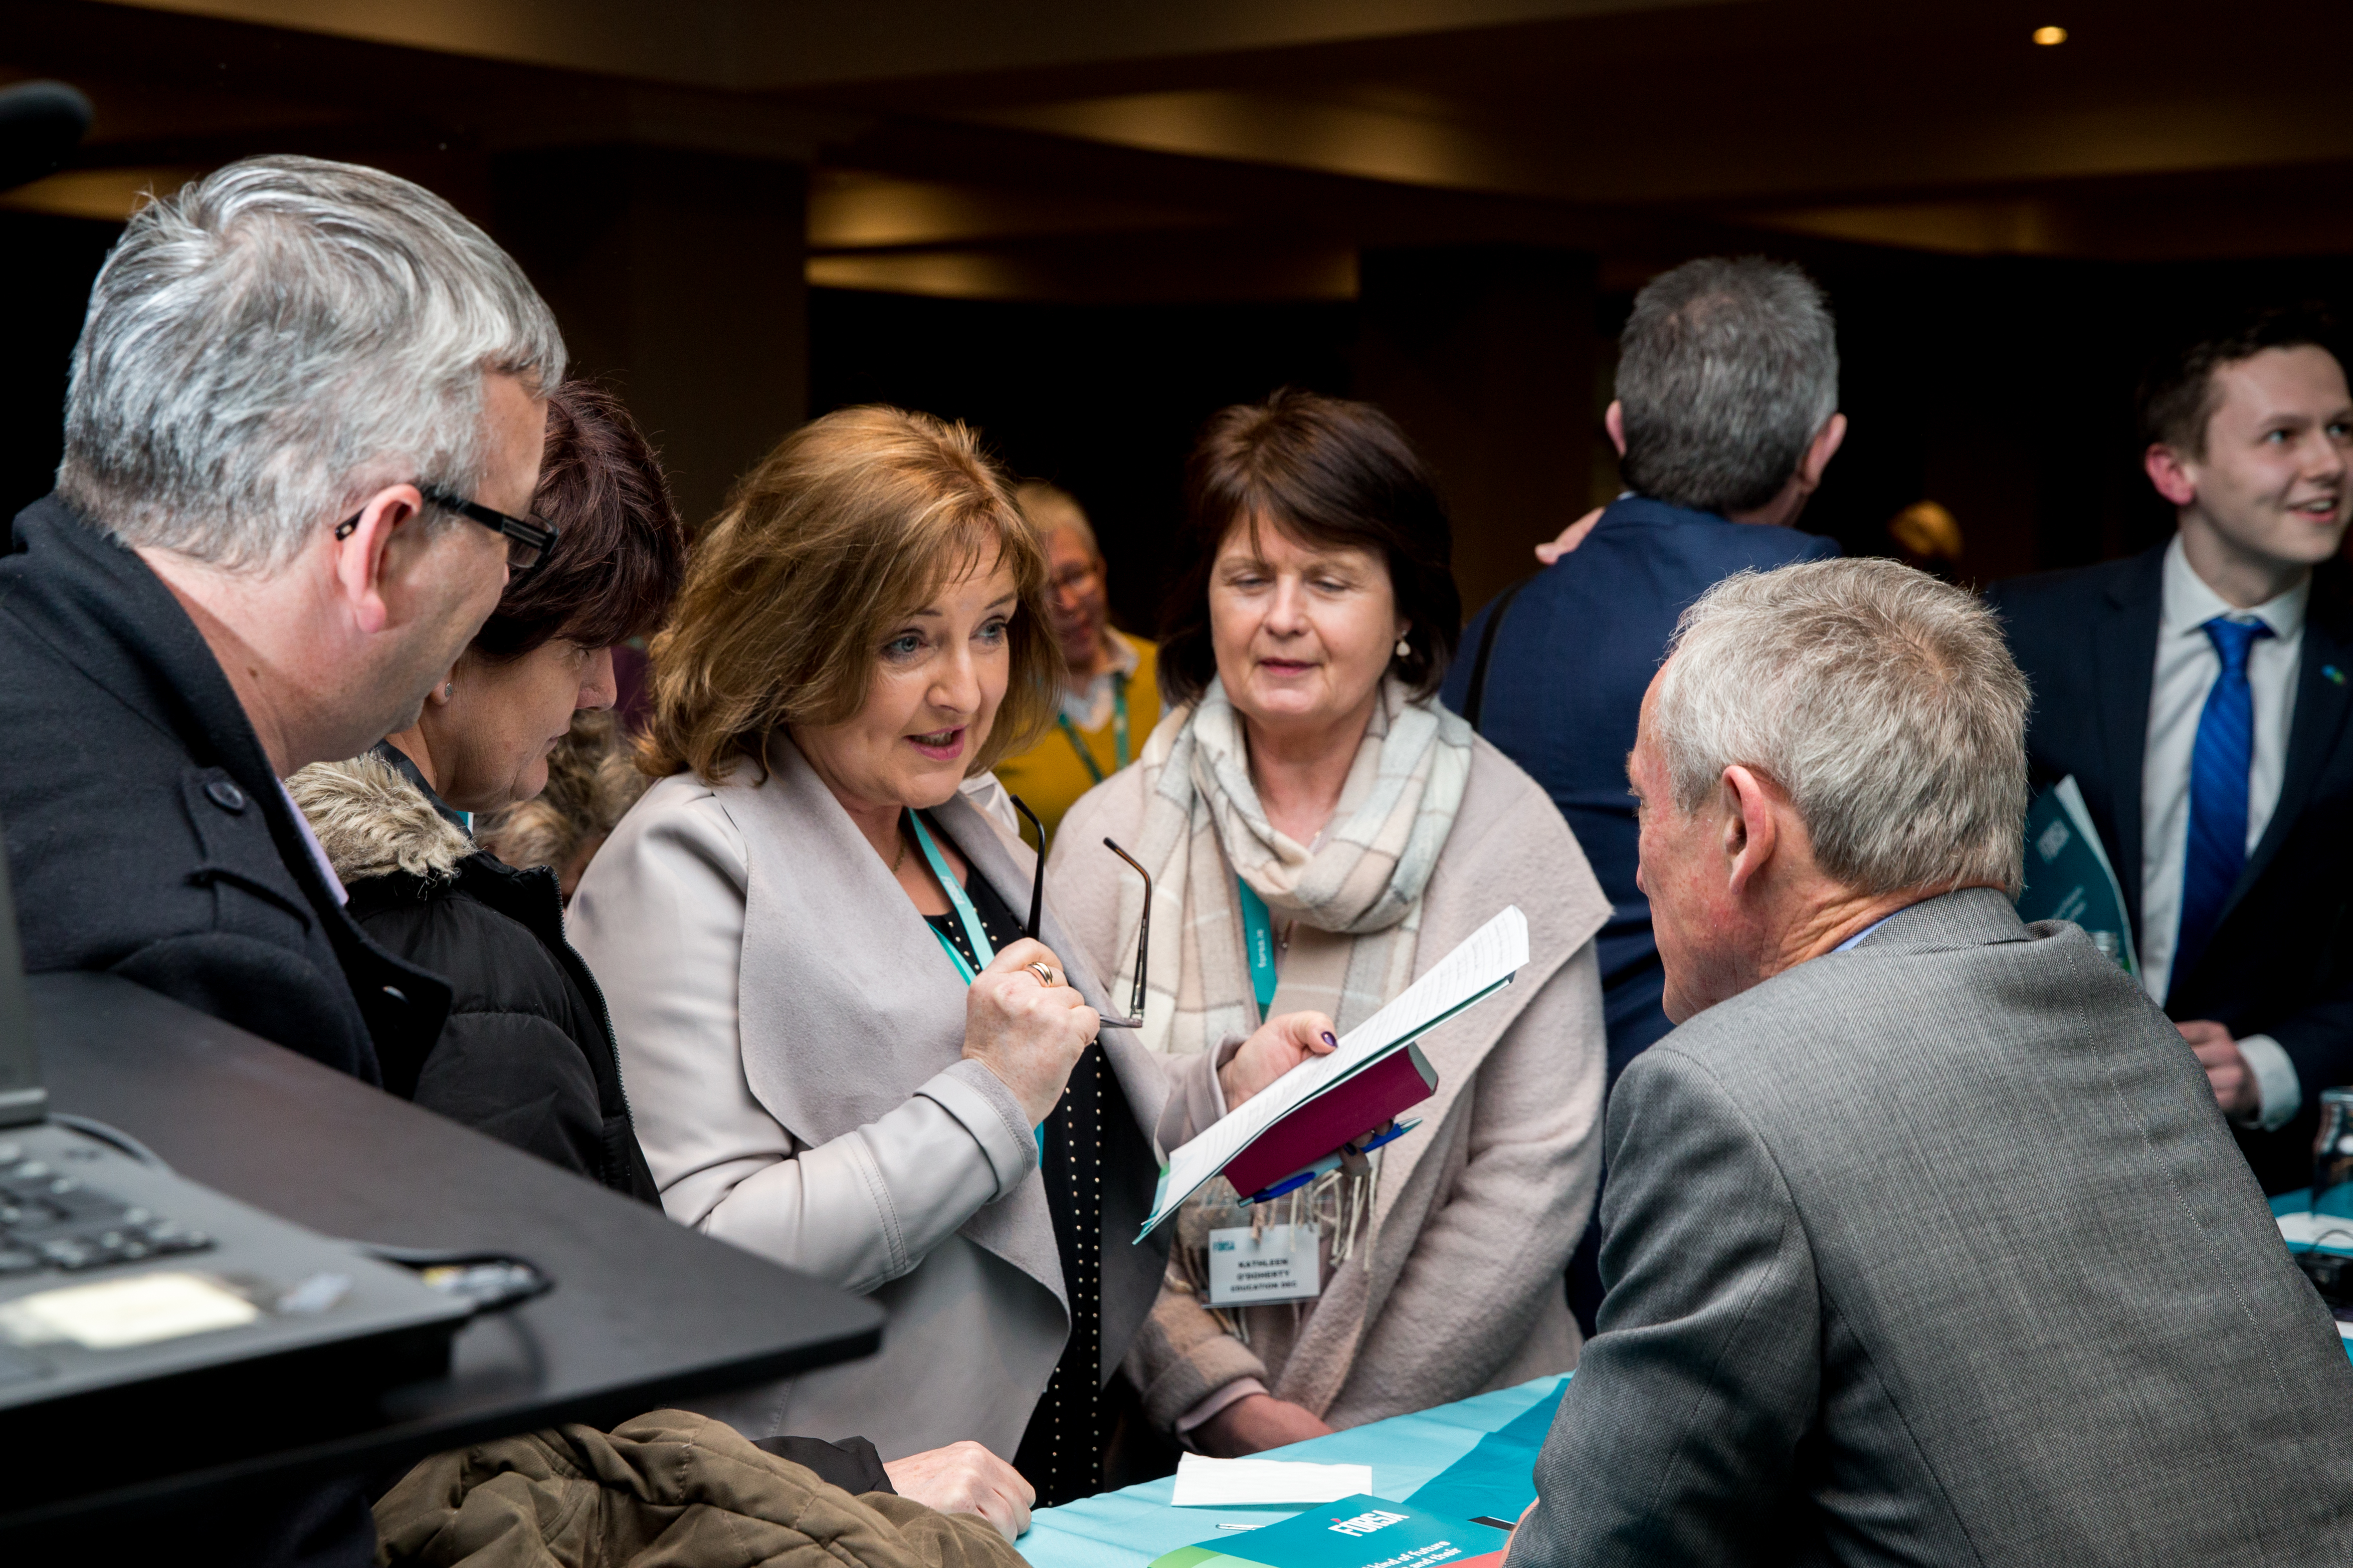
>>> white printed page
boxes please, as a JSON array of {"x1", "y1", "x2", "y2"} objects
[
  {"x1": 1139, "y1": 906, "x2": 1529, "y2": 1236},
  {"x1": 1171, "y1": 1453, "x2": 1375, "y2": 1506}
]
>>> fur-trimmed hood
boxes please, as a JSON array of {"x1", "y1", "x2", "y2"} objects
[
  {"x1": 290, "y1": 749, "x2": 663, "y2": 1204},
  {"x1": 287, "y1": 752, "x2": 473, "y2": 885}
]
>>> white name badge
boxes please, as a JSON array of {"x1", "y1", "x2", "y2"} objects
[{"x1": 1207, "y1": 1223, "x2": 1322, "y2": 1306}]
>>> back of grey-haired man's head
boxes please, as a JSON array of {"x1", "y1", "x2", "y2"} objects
[
  {"x1": 58, "y1": 154, "x2": 566, "y2": 574},
  {"x1": 1653, "y1": 557, "x2": 2029, "y2": 898},
  {"x1": 1615, "y1": 256, "x2": 1839, "y2": 517}
]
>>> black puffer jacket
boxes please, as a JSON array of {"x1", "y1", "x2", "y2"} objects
[{"x1": 289, "y1": 748, "x2": 659, "y2": 1203}]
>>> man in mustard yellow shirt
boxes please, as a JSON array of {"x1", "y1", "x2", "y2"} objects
[{"x1": 996, "y1": 482, "x2": 1159, "y2": 844}]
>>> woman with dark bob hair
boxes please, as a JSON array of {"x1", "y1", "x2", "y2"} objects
[
  {"x1": 567, "y1": 405, "x2": 1336, "y2": 1503},
  {"x1": 289, "y1": 380, "x2": 685, "y2": 1199},
  {"x1": 1047, "y1": 389, "x2": 1609, "y2": 1454}
]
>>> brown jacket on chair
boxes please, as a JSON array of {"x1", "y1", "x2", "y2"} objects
[{"x1": 373, "y1": 1409, "x2": 1022, "y2": 1568}]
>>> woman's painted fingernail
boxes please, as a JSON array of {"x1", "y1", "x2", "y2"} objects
[{"x1": 1321, "y1": 1032, "x2": 1338, "y2": 1048}]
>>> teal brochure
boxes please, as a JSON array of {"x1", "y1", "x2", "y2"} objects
[
  {"x1": 2015, "y1": 775, "x2": 2137, "y2": 975},
  {"x1": 1404, "y1": 1379, "x2": 1565, "y2": 1527},
  {"x1": 1146, "y1": 1495, "x2": 1509, "y2": 1568}
]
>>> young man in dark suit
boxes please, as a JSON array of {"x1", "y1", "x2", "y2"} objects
[{"x1": 1987, "y1": 309, "x2": 2353, "y2": 1192}]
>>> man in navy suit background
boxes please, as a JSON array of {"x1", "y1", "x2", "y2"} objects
[
  {"x1": 1444, "y1": 256, "x2": 1845, "y2": 1088},
  {"x1": 1988, "y1": 309, "x2": 2353, "y2": 1192},
  {"x1": 1441, "y1": 256, "x2": 1844, "y2": 1327}
]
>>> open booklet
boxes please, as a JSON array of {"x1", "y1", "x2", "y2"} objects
[{"x1": 1136, "y1": 906, "x2": 1530, "y2": 1241}]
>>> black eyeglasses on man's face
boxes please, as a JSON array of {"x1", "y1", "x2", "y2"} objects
[{"x1": 332, "y1": 484, "x2": 560, "y2": 574}]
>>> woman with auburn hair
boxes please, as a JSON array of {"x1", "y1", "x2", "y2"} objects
[
  {"x1": 1047, "y1": 390, "x2": 1608, "y2": 1456},
  {"x1": 570, "y1": 405, "x2": 1337, "y2": 1504}
]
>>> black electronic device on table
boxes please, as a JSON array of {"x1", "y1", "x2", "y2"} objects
[
  {"x1": 2294, "y1": 1246, "x2": 2353, "y2": 1310},
  {"x1": 0, "y1": 838, "x2": 468, "y2": 1414}
]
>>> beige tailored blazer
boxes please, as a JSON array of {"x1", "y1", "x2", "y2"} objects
[{"x1": 569, "y1": 732, "x2": 1213, "y2": 1460}]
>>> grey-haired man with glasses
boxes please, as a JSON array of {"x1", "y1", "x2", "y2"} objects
[
  {"x1": 1, "y1": 153, "x2": 565, "y2": 1090},
  {"x1": 0, "y1": 150, "x2": 563, "y2": 1564}
]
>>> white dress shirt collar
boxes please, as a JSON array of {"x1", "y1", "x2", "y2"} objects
[{"x1": 2159, "y1": 533, "x2": 2308, "y2": 644}]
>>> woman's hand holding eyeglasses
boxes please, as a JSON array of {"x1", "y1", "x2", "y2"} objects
[
  {"x1": 1218, "y1": 1011, "x2": 1339, "y2": 1111},
  {"x1": 962, "y1": 938, "x2": 1101, "y2": 1127}
]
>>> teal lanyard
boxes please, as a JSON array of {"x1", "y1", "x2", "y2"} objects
[
  {"x1": 1236, "y1": 876, "x2": 1279, "y2": 1023},
  {"x1": 910, "y1": 810, "x2": 1047, "y2": 1156},
  {"x1": 1056, "y1": 669, "x2": 1129, "y2": 786},
  {"x1": 907, "y1": 810, "x2": 996, "y2": 984}
]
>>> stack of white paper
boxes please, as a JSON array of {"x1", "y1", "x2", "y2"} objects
[
  {"x1": 1170, "y1": 1452, "x2": 1376, "y2": 1507},
  {"x1": 1137, "y1": 905, "x2": 1530, "y2": 1239}
]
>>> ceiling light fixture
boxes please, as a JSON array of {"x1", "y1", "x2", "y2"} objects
[{"x1": 2033, "y1": 25, "x2": 2068, "y2": 45}]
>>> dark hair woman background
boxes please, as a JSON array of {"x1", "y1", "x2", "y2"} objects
[{"x1": 289, "y1": 379, "x2": 686, "y2": 1198}]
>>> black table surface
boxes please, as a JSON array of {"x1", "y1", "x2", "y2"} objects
[{"x1": 9, "y1": 971, "x2": 884, "y2": 1527}]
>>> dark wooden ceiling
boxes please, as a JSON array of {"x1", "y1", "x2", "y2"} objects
[{"x1": 7, "y1": 0, "x2": 2349, "y2": 294}]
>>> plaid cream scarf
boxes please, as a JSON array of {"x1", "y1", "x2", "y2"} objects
[{"x1": 1110, "y1": 676, "x2": 1475, "y2": 1061}]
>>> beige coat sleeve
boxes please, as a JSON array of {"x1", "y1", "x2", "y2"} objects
[
  {"x1": 570, "y1": 785, "x2": 1036, "y2": 1297},
  {"x1": 1124, "y1": 1255, "x2": 1274, "y2": 1433}
]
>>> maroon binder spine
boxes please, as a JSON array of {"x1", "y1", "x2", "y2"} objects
[{"x1": 1222, "y1": 1042, "x2": 1439, "y2": 1196}]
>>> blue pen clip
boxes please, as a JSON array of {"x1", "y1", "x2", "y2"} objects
[
  {"x1": 1241, "y1": 1119, "x2": 1421, "y2": 1205},
  {"x1": 1242, "y1": 1153, "x2": 1340, "y2": 1206}
]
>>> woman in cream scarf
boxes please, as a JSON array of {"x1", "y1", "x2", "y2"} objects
[{"x1": 1048, "y1": 391, "x2": 1608, "y2": 1454}]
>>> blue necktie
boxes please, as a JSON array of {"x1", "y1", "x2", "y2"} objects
[{"x1": 2176, "y1": 614, "x2": 2275, "y2": 987}]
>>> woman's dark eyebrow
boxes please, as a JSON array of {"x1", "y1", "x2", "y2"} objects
[{"x1": 1284, "y1": 547, "x2": 1369, "y2": 570}]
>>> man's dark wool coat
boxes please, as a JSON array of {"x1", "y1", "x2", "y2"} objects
[{"x1": 0, "y1": 493, "x2": 451, "y2": 1088}]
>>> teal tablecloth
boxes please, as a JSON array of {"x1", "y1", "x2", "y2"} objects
[
  {"x1": 1021, "y1": 1195, "x2": 2348, "y2": 1563},
  {"x1": 1015, "y1": 1375, "x2": 1567, "y2": 1567}
]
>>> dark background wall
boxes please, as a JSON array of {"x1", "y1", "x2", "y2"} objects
[
  {"x1": 495, "y1": 148, "x2": 812, "y2": 533},
  {"x1": 13, "y1": 0, "x2": 2353, "y2": 640},
  {"x1": 805, "y1": 251, "x2": 2353, "y2": 631},
  {"x1": 807, "y1": 288, "x2": 1358, "y2": 637},
  {"x1": 1796, "y1": 250, "x2": 2353, "y2": 585},
  {"x1": 9, "y1": 201, "x2": 2352, "y2": 632},
  {"x1": 0, "y1": 210, "x2": 116, "y2": 524}
]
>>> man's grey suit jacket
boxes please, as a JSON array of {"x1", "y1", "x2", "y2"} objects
[{"x1": 1511, "y1": 888, "x2": 2353, "y2": 1566}]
